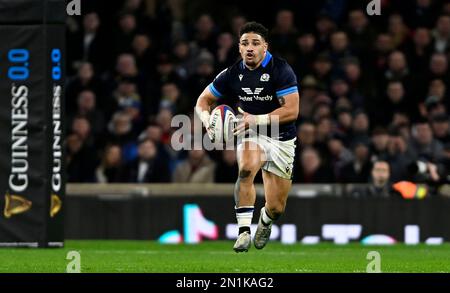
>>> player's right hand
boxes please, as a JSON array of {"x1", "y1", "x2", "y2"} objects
[
  {"x1": 205, "y1": 124, "x2": 215, "y2": 142},
  {"x1": 196, "y1": 107, "x2": 215, "y2": 141}
]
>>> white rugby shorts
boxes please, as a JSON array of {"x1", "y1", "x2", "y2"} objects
[{"x1": 237, "y1": 130, "x2": 296, "y2": 180}]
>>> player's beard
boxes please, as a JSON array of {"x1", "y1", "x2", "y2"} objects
[{"x1": 244, "y1": 52, "x2": 262, "y2": 68}]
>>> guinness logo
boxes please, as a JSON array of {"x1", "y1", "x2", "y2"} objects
[
  {"x1": 50, "y1": 194, "x2": 62, "y2": 218},
  {"x1": 3, "y1": 192, "x2": 32, "y2": 218}
]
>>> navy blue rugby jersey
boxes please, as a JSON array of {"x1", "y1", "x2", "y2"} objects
[{"x1": 208, "y1": 51, "x2": 298, "y2": 141}]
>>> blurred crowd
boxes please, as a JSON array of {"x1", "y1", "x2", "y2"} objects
[{"x1": 66, "y1": 0, "x2": 450, "y2": 188}]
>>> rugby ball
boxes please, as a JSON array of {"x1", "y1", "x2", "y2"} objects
[{"x1": 209, "y1": 105, "x2": 236, "y2": 143}]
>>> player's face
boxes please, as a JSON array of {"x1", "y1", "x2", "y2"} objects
[{"x1": 239, "y1": 33, "x2": 268, "y2": 68}]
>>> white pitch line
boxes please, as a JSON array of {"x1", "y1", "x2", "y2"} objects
[{"x1": 85, "y1": 250, "x2": 309, "y2": 256}]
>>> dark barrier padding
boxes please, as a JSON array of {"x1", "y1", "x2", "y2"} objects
[
  {"x1": 65, "y1": 195, "x2": 450, "y2": 243},
  {"x1": 0, "y1": 0, "x2": 65, "y2": 247},
  {"x1": 0, "y1": 0, "x2": 66, "y2": 24},
  {"x1": 46, "y1": 24, "x2": 65, "y2": 247}
]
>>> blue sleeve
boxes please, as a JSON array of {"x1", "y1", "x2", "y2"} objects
[
  {"x1": 209, "y1": 68, "x2": 229, "y2": 98},
  {"x1": 274, "y1": 61, "x2": 299, "y2": 98}
]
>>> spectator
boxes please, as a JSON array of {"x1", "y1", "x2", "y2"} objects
[
  {"x1": 294, "y1": 33, "x2": 316, "y2": 76},
  {"x1": 66, "y1": 62, "x2": 107, "y2": 114},
  {"x1": 427, "y1": 53, "x2": 450, "y2": 98},
  {"x1": 114, "y1": 78, "x2": 140, "y2": 110},
  {"x1": 335, "y1": 109, "x2": 353, "y2": 141},
  {"x1": 312, "y1": 102, "x2": 332, "y2": 122},
  {"x1": 430, "y1": 113, "x2": 450, "y2": 144},
  {"x1": 173, "y1": 149, "x2": 216, "y2": 183},
  {"x1": 315, "y1": 14, "x2": 337, "y2": 51},
  {"x1": 140, "y1": 123, "x2": 173, "y2": 169},
  {"x1": 216, "y1": 32, "x2": 239, "y2": 69},
  {"x1": 383, "y1": 51, "x2": 411, "y2": 93},
  {"x1": 74, "y1": 90, "x2": 106, "y2": 136},
  {"x1": 343, "y1": 57, "x2": 375, "y2": 105},
  {"x1": 160, "y1": 82, "x2": 189, "y2": 114},
  {"x1": 378, "y1": 80, "x2": 419, "y2": 126},
  {"x1": 402, "y1": 0, "x2": 439, "y2": 29},
  {"x1": 410, "y1": 118, "x2": 444, "y2": 162},
  {"x1": 328, "y1": 31, "x2": 353, "y2": 67},
  {"x1": 215, "y1": 150, "x2": 238, "y2": 183},
  {"x1": 312, "y1": 53, "x2": 333, "y2": 90},
  {"x1": 116, "y1": 53, "x2": 140, "y2": 80},
  {"x1": 340, "y1": 140, "x2": 372, "y2": 183},
  {"x1": 114, "y1": 12, "x2": 138, "y2": 55},
  {"x1": 346, "y1": 9, "x2": 376, "y2": 64},
  {"x1": 314, "y1": 117, "x2": 333, "y2": 158},
  {"x1": 351, "y1": 110, "x2": 370, "y2": 143},
  {"x1": 172, "y1": 40, "x2": 197, "y2": 80},
  {"x1": 428, "y1": 52, "x2": 449, "y2": 82},
  {"x1": 432, "y1": 14, "x2": 450, "y2": 53},
  {"x1": 66, "y1": 133, "x2": 97, "y2": 183},
  {"x1": 132, "y1": 34, "x2": 157, "y2": 74},
  {"x1": 149, "y1": 54, "x2": 182, "y2": 112},
  {"x1": 186, "y1": 51, "x2": 215, "y2": 105},
  {"x1": 270, "y1": 9, "x2": 299, "y2": 64},
  {"x1": 293, "y1": 147, "x2": 335, "y2": 183},
  {"x1": 370, "y1": 127, "x2": 389, "y2": 161},
  {"x1": 69, "y1": 12, "x2": 109, "y2": 72},
  {"x1": 297, "y1": 121, "x2": 316, "y2": 148},
  {"x1": 421, "y1": 95, "x2": 447, "y2": 117},
  {"x1": 193, "y1": 14, "x2": 218, "y2": 55},
  {"x1": 299, "y1": 76, "x2": 320, "y2": 118},
  {"x1": 121, "y1": 138, "x2": 170, "y2": 183},
  {"x1": 405, "y1": 27, "x2": 433, "y2": 73},
  {"x1": 388, "y1": 14, "x2": 410, "y2": 48},
  {"x1": 156, "y1": 108, "x2": 174, "y2": 145},
  {"x1": 326, "y1": 134, "x2": 353, "y2": 179},
  {"x1": 371, "y1": 33, "x2": 394, "y2": 78},
  {"x1": 106, "y1": 111, "x2": 137, "y2": 155},
  {"x1": 428, "y1": 79, "x2": 447, "y2": 101},
  {"x1": 95, "y1": 144, "x2": 123, "y2": 183},
  {"x1": 71, "y1": 116, "x2": 96, "y2": 149},
  {"x1": 230, "y1": 15, "x2": 247, "y2": 39},
  {"x1": 384, "y1": 128, "x2": 416, "y2": 182},
  {"x1": 351, "y1": 160, "x2": 401, "y2": 198}
]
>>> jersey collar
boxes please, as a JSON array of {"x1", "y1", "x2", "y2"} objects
[
  {"x1": 261, "y1": 51, "x2": 272, "y2": 67},
  {"x1": 241, "y1": 51, "x2": 272, "y2": 70}
]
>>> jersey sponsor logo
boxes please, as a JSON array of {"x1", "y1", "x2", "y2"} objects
[
  {"x1": 242, "y1": 87, "x2": 263, "y2": 95},
  {"x1": 239, "y1": 87, "x2": 272, "y2": 102},
  {"x1": 260, "y1": 73, "x2": 270, "y2": 82},
  {"x1": 238, "y1": 95, "x2": 253, "y2": 101}
]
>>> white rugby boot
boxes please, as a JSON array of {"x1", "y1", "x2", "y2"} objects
[{"x1": 233, "y1": 231, "x2": 251, "y2": 252}]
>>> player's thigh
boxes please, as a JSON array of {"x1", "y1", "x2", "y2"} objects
[
  {"x1": 262, "y1": 170, "x2": 291, "y2": 213},
  {"x1": 237, "y1": 141, "x2": 265, "y2": 179}
]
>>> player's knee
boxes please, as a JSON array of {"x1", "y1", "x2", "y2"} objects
[
  {"x1": 237, "y1": 169, "x2": 255, "y2": 184},
  {"x1": 266, "y1": 204, "x2": 285, "y2": 220},
  {"x1": 238, "y1": 162, "x2": 259, "y2": 182}
]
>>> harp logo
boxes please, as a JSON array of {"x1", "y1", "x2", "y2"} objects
[{"x1": 3, "y1": 193, "x2": 32, "y2": 218}]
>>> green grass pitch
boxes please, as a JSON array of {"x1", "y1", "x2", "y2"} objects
[{"x1": 0, "y1": 241, "x2": 449, "y2": 273}]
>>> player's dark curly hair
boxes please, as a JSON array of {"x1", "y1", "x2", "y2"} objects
[{"x1": 239, "y1": 22, "x2": 269, "y2": 41}]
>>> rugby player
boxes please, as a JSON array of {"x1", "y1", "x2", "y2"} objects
[{"x1": 195, "y1": 22, "x2": 299, "y2": 252}]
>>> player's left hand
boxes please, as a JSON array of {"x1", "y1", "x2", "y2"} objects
[{"x1": 233, "y1": 107, "x2": 256, "y2": 136}]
